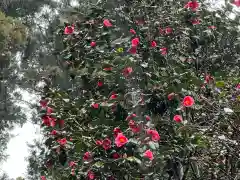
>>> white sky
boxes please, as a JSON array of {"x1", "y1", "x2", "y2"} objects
[{"x1": 0, "y1": 90, "x2": 41, "y2": 179}]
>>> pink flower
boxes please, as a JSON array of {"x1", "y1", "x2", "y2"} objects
[
  {"x1": 184, "y1": 1, "x2": 200, "y2": 11},
  {"x1": 103, "y1": 19, "x2": 112, "y2": 27},
  {"x1": 115, "y1": 133, "x2": 128, "y2": 147},
  {"x1": 168, "y1": 93, "x2": 175, "y2": 100},
  {"x1": 129, "y1": 46, "x2": 137, "y2": 54},
  {"x1": 46, "y1": 107, "x2": 53, "y2": 114},
  {"x1": 236, "y1": 83, "x2": 240, "y2": 89},
  {"x1": 49, "y1": 117, "x2": 56, "y2": 127},
  {"x1": 183, "y1": 96, "x2": 195, "y2": 107},
  {"x1": 208, "y1": 25, "x2": 216, "y2": 29},
  {"x1": 110, "y1": 93, "x2": 117, "y2": 100},
  {"x1": 130, "y1": 28, "x2": 136, "y2": 34},
  {"x1": 64, "y1": 25, "x2": 74, "y2": 35},
  {"x1": 88, "y1": 171, "x2": 95, "y2": 180},
  {"x1": 126, "y1": 113, "x2": 136, "y2": 121},
  {"x1": 69, "y1": 161, "x2": 76, "y2": 167},
  {"x1": 71, "y1": 168, "x2": 75, "y2": 176},
  {"x1": 232, "y1": 0, "x2": 240, "y2": 7},
  {"x1": 114, "y1": 127, "x2": 122, "y2": 137},
  {"x1": 144, "y1": 150, "x2": 153, "y2": 160},
  {"x1": 173, "y1": 115, "x2": 183, "y2": 123},
  {"x1": 145, "y1": 115, "x2": 151, "y2": 121},
  {"x1": 90, "y1": 41, "x2": 96, "y2": 47},
  {"x1": 83, "y1": 152, "x2": 91, "y2": 161},
  {"x1": 96, "y1": 140, "x2": 103, "y2": 146},
  {"x1": 97, "y1": 81, "x2": 103, "y2": 87},
  {"x1": 103, "y1": 67, "x2": 112, "y2": 71},
  {"x1": 205, "y1": 74, "x2": 214, "y2": 84},
  {"x1": 132, "y1": 37, "x2": 140, "y2": 46},
  {"x1": 147, "y1": 129, "x2": 160, "y2": 141},
  {"x1": 41, "y1": 176, "x2": 46, "y2": 180},
  {"x1": 40, "y1": 99, "x2": 48, "y2": 107},
  {"x1": 165, "y1": 27, "x2": 173, "y2": 34},
  {"x1": 102, "y1": 138, "x2": 112, "y2": 150},
  {"x1": 151, "y1": 41, "x2": 157, "y2": 47},
  {"x1": 160, "y1": 47, "x2": 167, "y2": 55},
  {"x1": 50, "y1": 130, "x2": 57, "y2": 135},
  {"x1": 57, "y1": 138, "x2": 67, "y2": 146},
  {"x1": 92, "y1": 103, "x2": 99, "y2": 109},
  {"x1": 191, "y1": 19, "x2": 200, "y2": 25},
  {"x1": 122, "y1": 67, "x2": 133, "y2": 77}
]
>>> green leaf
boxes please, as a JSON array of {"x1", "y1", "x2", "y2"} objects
[{"x1": 216, "y1": 81, "x2": 225, "y2": 88}]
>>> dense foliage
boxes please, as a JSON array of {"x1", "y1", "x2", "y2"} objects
[
  {"x1": 0, "y1": 0, "x2": 240, "y2": 179},
  {"x1": 30, "y1": 0, "x2": 240, "y2": 180}
]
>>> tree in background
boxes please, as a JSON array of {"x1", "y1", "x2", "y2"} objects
[{"x1": 27, "y1": 0, "x2": 240, "y2": 179}]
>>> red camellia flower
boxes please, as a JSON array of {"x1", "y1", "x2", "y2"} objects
[
  {"x1": 103, "y1": 67, "x2": 112, "y2": 71},
  {"x1": 40, "y1": 99, "x2": 48, "y2": 107},
  {"x1": 90, "y1": 41, "x2": 96, "y2": 47},
  {"x1": 91, "y1": 103, "x2": 99, "y2": 109},
  {"x1": 112, "y1": 152, "x2": 121, "y2": 159},
  {"x1": 50, "y1": 130, "x2": 57, "y2": 135},
  {"x1": 69, "y1": 161, "x2": 77, "y2": 167},
  {"x1": 173, "y1": 115, "x2": 183, "y2": 123},
  {"x1": 122, "y1": 67, "x2": 133, "y2": 77},
  {"x1": 130, "y1": 28, "x2": 136, "y2": 34},
  {"x1": 96, "y1": 140, "x2": 103, "y2": 146},
  {"x1": 129, "y1": 46, "x2": 137, "y2": 54},
  {"x1": 160, "y1": 47, "x2": 167, "y2": 55},
  {"x1": 103, "y1": 19, "x2": 112, "y2": 27},
  {"x1": 102, "y1": 138, "x2": 112, "y2": 150},
  {"x1": 46, "y1": 107, "x2": 53, "y2": 114},
  {"x1": 147, "y1": 129, "x2": 160, "y2": 141},
  {"x1": 128, "y1": 120, "x2": 141, "y2": 133},
  {"x1": 64, "y1": 25, "x2": 74, "y2": 35},
  {"x1": 165, "y1": 27, "x2": 173, "y2": 34},
  {"x1": 115, "y1": 133, "x2": 128, "y2": 147},
  {"x1": 183, "y1": 96, "x2": 195, "y2": 107},
  {"x1": 151, "y1": 41, "x2": 157, "y2": 47},
  {"x1": 88, "y1": 171, "x2": 95, "y2": 180},
  {"x1": 57, "y1": 138, "x2": 67, "y2": 146},
  {"x1": 184, "y1": 1, "x2": 200, "y2": 11},
  {"x1": 59, "y1": 119, "x2": 64, "y2": 128},
  {"x1": 145, "y1": 115, "x2": 151, "y2": 121},
  {"x1": 191, "y1": 19, "x2": 200, "y2": 25},
  {"x1": 41, "y1": 176, "x2": 46, "y2": 180},
  {"x1": 114, "y1": 127, "x2": 122, "y2": 137},
  {"x1": 42, "y1": 115, "x2": 50, "y2": 126},
  {"x1": 144, "y1": 150, "x2": 153, "y2": 160},
  {"x1": 232, "y1": 0, "x2": 240, "y2": 7},
  {"x1": 132, "y1": 37, "x2": 140, "y2": 46},
  {"x1": 110, "y1": 93, "x2": 117, "y2": 100},
  {"x1": 97, "y1": 81, "x2": 103, "y2": 87},
  {"x1": 83, "y1": 152, "x2": 91, "y2": 161}
]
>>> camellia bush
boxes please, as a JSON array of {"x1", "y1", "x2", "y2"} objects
[{"x1": 35, "y1": 0, "x2": 240, "y2": 179}]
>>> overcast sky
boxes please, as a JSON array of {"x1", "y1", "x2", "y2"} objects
[{"x1": 0, "y1": 90, "x2": 40, "y2": 179}]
